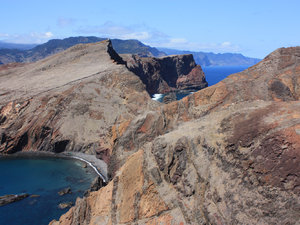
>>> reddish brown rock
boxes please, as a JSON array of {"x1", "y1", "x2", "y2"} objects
[
  {"x1": 176, "y1": 65, "x2": 207, "y2": 90},
  {"x1": 0, "y1": 40, "x2": 158, "y2": 155},
  {"x1": 52, "y1": 150, "x2": 174, "y2": 225},
  {"x1": 1, "y1": 42, "x2": 300, "y2": 224},
  {"x1": 121, "y1": 54, "x2": 208, "y2": 95},
  {"x1": 101, "y1": 47, "x2": 300, "y2": 224}
]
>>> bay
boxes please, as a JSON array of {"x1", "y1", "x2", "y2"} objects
[
  {"x1": 152, "y1": 65, "x2": 250, "y2": 102},
  {"x1": 0, "y1": 156, "x2": 97, "y2": 225}
]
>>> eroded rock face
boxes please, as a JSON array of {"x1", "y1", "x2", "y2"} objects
[
  {"x1": 121, "y1": 54, "x2": 208, "y2": 95},
  {"x1": 1, "y1": 42, "x2": 299, "y2": 224},
  {"x1": 53, "y1": 47, "x2": 300, "y2": 224},
  {"x1": 176, "y1": 65, "x2": 207, "y2": 90},
  {"x1": 0, "y1": 40, "x2": 158, "y2": 155}
]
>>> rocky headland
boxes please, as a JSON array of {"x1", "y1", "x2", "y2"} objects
[
  {"x1": 0, "y1": 40, "x2": 158, "y2": 157},
  {"x1": 122, "y1": 54, "x2": 207, "y2": 94},
  {"x1": 0, "y1": 40, "x2": 299, "y2": 224}
]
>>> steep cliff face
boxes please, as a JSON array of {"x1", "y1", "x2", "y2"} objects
[
  {"x1": 53, "y1": 47, "x2": 300, "y2": 225},
  {"x1": 1, "y1": 41, "x2": 299, "y2": 224},
  {"x1": 176, "y1": 65, "x2": 207, "y2": 90},
  {"x1": 121, "y1": 54, "x2": 208, "y2": 95},
  {"x1": 0, "y1": 40, "x2": 158, "y2": 156}
]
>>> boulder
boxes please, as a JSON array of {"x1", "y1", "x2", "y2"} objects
[
  {"x1": 58, "y1": 202, "x2": 73, "y2": 209},
  {"x1": 58, "y1": 187, "x2": 71, "y2": 196}
]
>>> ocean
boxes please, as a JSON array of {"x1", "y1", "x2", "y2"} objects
[
  {"x1": 202, "y1": 65, "x2": 249, "y2": 86},
  {"x1": 152, "y1": 65, "x2": 250, "y2": 102},
  {"x1": 0, "y1": 156, "x2": 97, "y2": 225}
]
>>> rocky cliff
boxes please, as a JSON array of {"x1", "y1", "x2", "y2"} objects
[
  {"x1": 122, "y1": 54, "x2": 207, "y2": 95},
  {"x1": 0, "y1": 40, "x2": 158, "y2": 157},
  {"x1": 52, "y1": 47, "x2": 300, "y2": 225},
  {"x1": 0, "y1": 42, "x2": 299, "y2": 224}
]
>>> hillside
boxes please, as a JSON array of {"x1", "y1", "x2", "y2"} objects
[
  {"x1": 0, "y1": 37, "x2": 166, "y2": 64},
  {"x1": 53, "y1": 46, "x2": 299, "y2": 224},
  {"x1": 159, "y1": 47, "x2": 261, "y2": 66},
  {"x1": 0, "y1": 42, "x2": 299, "y2": 224}
]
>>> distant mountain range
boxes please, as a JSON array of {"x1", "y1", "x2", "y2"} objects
[
  {"x1": 0, "y1": 36, "x2": 260, "y2": 66},
  {"x1": 0, "y1": 37, "x2": 166, "y2": 65},
  {"x1": 158, "y1": 48, "x2": 261, "y2": 67},
  {"x1": 0, "y1": 41, "x2": 37, "y2": 50}
]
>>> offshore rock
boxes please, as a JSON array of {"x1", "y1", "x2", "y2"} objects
[
  {"x1": 121, "y1": 54, "x2": 208, "y2": 95},
  {"x1": 0, "y1": 193, "x2": 29, "y2": 206},
  {"x1": 53, "y1": 47, "x2": 300, "y2": 225},
  {"x1": 58, "y1": 202, "x2": 73, "y2": 210},
  {"x1": 58, "y1": 187, "x2": 71, "y2": 196}
]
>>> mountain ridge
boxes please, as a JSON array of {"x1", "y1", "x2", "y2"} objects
[
  {"x1": 0, "y1": 37, "x2": 166, "y2": 64},
  {"x1": 0, "y1": 36, "x2": 260, "y2": 66},
  {"x1": 158, "y1": 47, "x2": 261, "y2": 66}
]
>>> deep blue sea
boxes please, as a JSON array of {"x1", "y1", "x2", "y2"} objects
[
  {"x1": 0, "y1": 157, "x2": 97, "y2": 225},
  {"x1": 152, "y1": 65, "x2": 250, "y2": 102},
  {"x1": 202, "y1": 65, "x2": 249, "y2": 86}
]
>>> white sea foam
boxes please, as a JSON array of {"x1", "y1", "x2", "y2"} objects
[
  {"x1": 152, "y1": 93, "x2": 163, "y2": 101},
  {"x1": 69, "y1": 155, "x2": 107, "y2": 183}
]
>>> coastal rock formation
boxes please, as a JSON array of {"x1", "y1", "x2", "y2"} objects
[
  {"x1": 58, "y1": 202, "x2": 73, "y2": 210},
  {"x1": 0, "y1": 40, "x2": 158, "y2": 156},
  {"x1": 121, "y1": 54, "x2": 208, "y2": 95},
  {"x1": 0, "y1": 40, "x2": 299, "y2": 224},
  {"x1": 58, "y1": 188, "x2": 72, "y2": 196},
  {"x1": 0, "y1": 193, "x2": 29, "y2": 206},
  {"x1": 53, "y1": 47, "x2": 300, "y2": 224},
  {"x1": 176, "y1": 65, "x2": 207, "y2": 90}
]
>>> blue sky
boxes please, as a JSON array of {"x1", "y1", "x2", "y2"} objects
[{"x1": 0, "y1": 0, "x2": 299, "y2": 58}]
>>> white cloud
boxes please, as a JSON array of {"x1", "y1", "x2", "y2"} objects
[
  {"x1": 221, "y1": 41, "x2": 231, "y2": 47},
  {"x1": 149, "y1": 39, "x2": 241, "y2": 53},
  {"x1": 44, "y1": 32, "x2": 54, "y2": 38},
  {"x1": 77, "y1": 22, "x2": 242, "y2": 54},
  {"x1": 0, "y1": 33, "x2": 9, "y2": 38},
  {"x1": 170, "y1": 38, "x2": 188, "y2": 44},
  {"x1": 0, "y1": 32, "x2": 55, "y2": 44},
  {"x1": 119, "y1": 31, "x2": 151, "y2": 40},
  {"x1": 77, "y1": 22, "x2": 167, "y2": 42}
]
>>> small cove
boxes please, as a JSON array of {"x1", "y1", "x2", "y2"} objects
[
  {"x1": 152, "y1": 65, "x2": 250, "y2": 102},
  {"x1": 0, "y1": 155, "x2": 97, "y2": 225}
]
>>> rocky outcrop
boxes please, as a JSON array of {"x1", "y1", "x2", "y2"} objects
[
  {"x1": 58, "y1": 202, "x2": 73, "y2": 209},
  {"x1": 58, "y1": 188, "x2": 72, "y2": 196},
  {"x1": 176, "y1": 65, "x2": 207, "y2": 90},
  {"x1": 53, "y1": 47, "x2": 300, "y2": 225},
  {"x1": 121, "y1": 54, "x2": 208, "y2": 95},
  {"x1": 0, "y1": 40, "x2": 158, "y2": 156},
  {"x1": 1, "y1": 40, "x2": 299, "y2": 224},
  {"x1": 0, "y1": 193, "x2": 29, "y2": 206}
]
